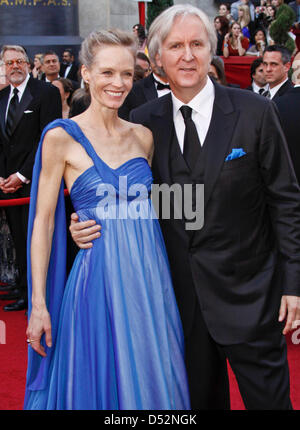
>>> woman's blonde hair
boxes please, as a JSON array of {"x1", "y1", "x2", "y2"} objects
[
  {"x1": 79, "y1": 29, "x2": 137, "y2": 68},
  {"x1": 238, "y1": 5, "x2": 251, "y2": 28}
]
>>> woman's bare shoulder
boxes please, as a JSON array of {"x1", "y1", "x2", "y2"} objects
[{"x1": 129, "y1": 122, "x2": 153, "y2": 150}]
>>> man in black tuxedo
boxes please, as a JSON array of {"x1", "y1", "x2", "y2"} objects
[
  {"x1": 245, "y1": 57, "x2": 268, "y2": 94},
  {"x1": 118, "y1": 65, "x2": 170, "y2": 121},
  {"x1": 275, "y1": 65, "x2": 300, "y2": 183},
  {"x1": 0, "y1": 45, "x2": 62, "y2": 311},
  {"x1": 262, "y1": 45, "x2": 294, "y2": 100},
  {"x1": 69, "y1": 5, "x2": 300, "y2": 409},
  {"x1": 60, "y1": 48, "x2": 79, "y2": 82}
]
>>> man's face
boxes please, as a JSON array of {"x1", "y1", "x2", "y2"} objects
[
  {"x1": 136, "y1": 57, "x2": 151, "y2": 77},
  {"x1": 43, "y1": 54, "x2": 60, "y2": 77},
  {"x1": 62, "y1": 51, "x2": 72, "y2": 65},
  {"x1": 252, "y1": 64, "x2": 267, "y2": 87},
  {"x1": 155, "y1": 15, "x2": 211, "y2": 103},
  {"x1": 263, "y1": 51, "x2": 290, "y2": 88},
  {"x1": 3, "y1": 50, "x2": 29, "y2": 86}
]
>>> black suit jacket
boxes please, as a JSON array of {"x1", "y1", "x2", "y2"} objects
[
  {"x1": 130, "y1": 83, "x2": 300, "y2": 344},
  {"x1": 40, "y1": 73, "x2": 80, "y2": 91},
  {"x1": 118, "y1": 73, "x2": 158, "y2": 121},
  {"x1": 275, "y1": 86, "x2": 300, "y2": 183},
  {"x1": 0, "y1": 76, "x2": 62, "y2": 191},
  {"x1": 272, "y1": 79, "x2": 294, "y2": 101},
  {"x1": 60, "y1": 62, "x2": 79, "y2": 82}
]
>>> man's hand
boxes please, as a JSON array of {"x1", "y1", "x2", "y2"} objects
[
  {"x1": 1, "y1": 173, "x2": 23, "y2": 194},
  {"x1": 279, "y1": 295, "x2": 300, "y2": 335},
  {"x1": 69, "y1": 212, "x2": 101, "y2": 249}
]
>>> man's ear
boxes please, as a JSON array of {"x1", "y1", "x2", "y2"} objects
[
  {"x1": 155, "y1": 52, "x2": 162, "y2": 69},
  {"x1": 284, "y1": 61, "x2": 291, "y2": 73}
]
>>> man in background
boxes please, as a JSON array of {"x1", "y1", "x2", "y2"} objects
[
  {"x1": 0, "y1": 45, "x2": 62, "y2": 311},
  {"x1": 262, "y1": 45, "x2": 294, "y2": 99}
]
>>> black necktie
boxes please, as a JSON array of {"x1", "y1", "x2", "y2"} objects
[
  {"x1": 6, "y1": 87, "x2": 19, "y2": 138},
  {"x1": 258, "y1": 88, "x2": 265, "y2": 95},
  {"x1": 180, "y1": 105, "x2": 201, "y2": 171},
  {"x1": 261, "y1": 89, "x2": 271, "y2": 98}
]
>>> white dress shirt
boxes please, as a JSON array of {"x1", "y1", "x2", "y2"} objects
[
  {"x1": 172, "y1": 77, "x2": 215, "y2": 153},
  {"x1": 6, "y1": 74, "x2": 31, "y2": 184},
  {"x1": 252, "y1": 82, "x2": 268, "y2": 94},
  {"x1": 63, "y1": 64, "x2": 72, "y2": 78}
]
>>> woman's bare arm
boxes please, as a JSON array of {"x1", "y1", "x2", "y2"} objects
[{"x1": 26, "y1": 128, "x2": 67, "y2": 357}]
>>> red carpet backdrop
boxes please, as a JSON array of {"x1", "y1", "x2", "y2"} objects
[{"x1": 0, "y1": 298, "x2": 299, "y2": 410}]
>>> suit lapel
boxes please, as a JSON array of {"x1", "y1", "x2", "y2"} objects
[
  {"x1": 151, "y1": 93, "x2": 173, "y2": 185},
  {"x1": 0, "y1": 87, "x2": 10, "y2": 141},
  {"x1": 143, "y1": 74, "x2": 158, "y2": 102},
  {"x1": 10, "y1": 79, "x2": 33, "y2": 136},
  {"x1": 198, "y1": 83, "x2": 240, "y2": 208},
  {"x1": 273, "y1": 79, "x2": 293, "y2": 100}
]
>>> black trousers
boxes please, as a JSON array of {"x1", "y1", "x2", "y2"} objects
[
  {"x1": 3, "y1": 184, "x2": 30, "y2": 298},
  {"x1": 185, "y1": 300, "x2": 291, "y2": 410}
]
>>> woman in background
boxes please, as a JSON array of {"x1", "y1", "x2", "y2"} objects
[
  {"x1": 132, "y1": 23, "x2": 147, "y2": 53},
  {"x1": 32, "y1": 54, "x2": 43, "y2": 80},
  {"x1": 238, "y1": 4, "x2": 255, "y2": 45},
  {"x1": 223, "y1": 21, "x2": 250, "y2": 57},
  {"x1": 246, "y1": 28, "x2": 268, "y2": 56},
  {"x1": 52, "y1": 78, "x2": 74, "y2": 119},
  {"x1": 214, "y1": 15, "x2": 229, "y2": 56}
]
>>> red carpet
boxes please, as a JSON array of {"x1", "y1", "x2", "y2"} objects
[{"x1": 0, "y1": 297, "x2": 299, "y2": 410}]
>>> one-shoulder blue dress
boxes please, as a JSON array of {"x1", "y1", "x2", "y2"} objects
[{"x1": 24, "y1": 119, "x2": 190, "y2": 410}]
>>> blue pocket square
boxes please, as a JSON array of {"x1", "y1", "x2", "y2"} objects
[{"x1": 225, "y1": 148, "x2": 246, "y2": 161}]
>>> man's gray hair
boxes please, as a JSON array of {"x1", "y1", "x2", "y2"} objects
[
  {"x1": 148, "y1": 4, "x2": 217, "y2": 71},
  {"x1": 0, "y1": 45, "x2": 29, "y2": 62}
]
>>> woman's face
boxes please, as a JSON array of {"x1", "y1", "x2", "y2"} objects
[
  {"x1": 214, "y1": 18, "x2": 221, "y2": 31},
  {"x1": 82, "y1": 45, "x2": 135, "y2": 110},
  {"x1": 271, "y1": 0, "x2": 279, "y2": 7},
  {"x1": 34, "y1": 57, "x2": 41, "y2": 69},
  {"x1": 232, "y1": 24, "x2": 241, "y2": 37},
  {"x1": 255, "y1": 31, "x2": 265, "y2": 42},
  {"x1": 219, "y1": 4, "x2": 227, "y2": 15},
  {"x1": 238, "y1": 8, "x2": 244, "y2": 18},
  {"x1": 267, "y1": 6, "x2": 275, "y2": 16}
]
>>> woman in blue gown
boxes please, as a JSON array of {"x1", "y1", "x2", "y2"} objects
[{"x1": 24, "y1": 29, "x2": 190, "y2": 410}]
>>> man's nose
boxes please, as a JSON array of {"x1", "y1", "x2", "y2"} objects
[{"x1": 182, "y1": 45, "x2": 194, "y2": 61}]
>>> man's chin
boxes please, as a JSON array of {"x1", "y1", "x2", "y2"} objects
[{"x1": 10, "y1": 77, "x2": 25, "y2": 85}]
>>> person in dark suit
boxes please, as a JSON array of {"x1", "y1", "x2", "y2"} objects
[
  {"x1": 60, "y1": 48, "x2": 79, "y2": 82},
  {"x1": 118, "y1": 65, "x2": 170, "y2": 121},
  {"x1": 262, "y1": 44, "x2": 294, "y2": 99},
  {"x1": 288, "y1": 0, "x2": 300, "y2": 28},
  {"x1": 69, "y1": 5, "x2": 300, "y2": 409},
  {"x1": 245, "y1": 57, "x2": 268, "y2": 94},
  {"x1": 0, "y1": 45, "x2": 62, "y2": 311},
  {"x1": 275, "y1": 67, "x2": 300, "y2": 182}
]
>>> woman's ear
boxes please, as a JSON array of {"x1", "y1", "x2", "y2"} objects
[{"x1": 81, "y1": 64, "x2": 90, "y2": 85}]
